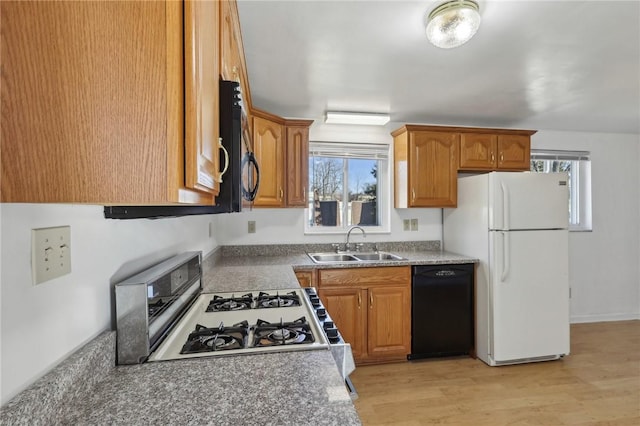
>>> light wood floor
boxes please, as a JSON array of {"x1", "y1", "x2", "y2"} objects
[{"x1": 350, "y1": 320, "x2": 640, "y2": 425}]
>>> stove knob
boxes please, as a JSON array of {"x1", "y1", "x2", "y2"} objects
[
  {"x1": 316, "y1": 307, "x2": 327, "y2": 319},
  {"x1": 309, "y1": 296, "x2": 320, "y2": 305},
  {"x1": 325, "y1": 327, "x2": 339, "y2": 338},
  {"x1": 305, "y1": 288, "x2": 317, "y2": 296},
  {"x1": 323, "y1": 320, "x2": 334, "y2": 329}
]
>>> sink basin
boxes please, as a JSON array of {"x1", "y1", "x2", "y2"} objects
[
  {"x1": 307, "y1": 251, "x2": 406, "y2": 264},
  {"x1": 353, "y1": 252, "x2": 405, "y2": 261},
  {"x1": 309, "y1": 253, "x2": 360, "y2": 263}
]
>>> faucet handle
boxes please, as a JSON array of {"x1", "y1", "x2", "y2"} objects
[
  {"x1": 354, "y1": 243, "x2": 364, "y2": 252},
  {"x1": 331, "y1": 243, "x2": 340, "y2": 253},
  {"x1": 373, "y1": 243, "x2": 379, "y2": 252}
]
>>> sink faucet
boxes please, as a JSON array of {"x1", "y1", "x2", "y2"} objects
[{"x1": 345, "y1": 225, "x2": 366, "y2": 252}]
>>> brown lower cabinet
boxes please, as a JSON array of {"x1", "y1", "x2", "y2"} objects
[
  {"x1": 293, "y1": 269, "x2": 316, "y2": 288},
  {"x1": 317, "y1": 266, "x2": 411, "y2": 365}
]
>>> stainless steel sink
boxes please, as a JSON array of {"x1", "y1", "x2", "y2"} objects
[
  {"x1": 307, "y1": 251, "x2": 406, "y2": 264},
  {"x1": 353, "y1": 252, "x2": 405, "y2": 261},
  {"x1": 308, "y1": 253, "x2": 360, "y2": 263}
]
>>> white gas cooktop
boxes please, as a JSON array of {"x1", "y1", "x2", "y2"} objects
[{"x1": 149, "y1": 288, "x2": 329, "y2": 361}]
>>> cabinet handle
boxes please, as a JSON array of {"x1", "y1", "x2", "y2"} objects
[
  {"x1": 369, "y1": 292, "x2": 373, "y2": 308},
  {"x1": 218, "y1": 138, "x2": 230, "y2": 182},
  {"x1": 358, "y1": 293, "x2": 361, "y2": 308},
  {"x1": 411, "y1": 188, "x2": 416, "y2": 202},
  {"x1": 491, "y1": 152, "x2": 495, "y2": 163},
  {"x1": 500, "y1": 152, "x2": 504, "y2": 162}
]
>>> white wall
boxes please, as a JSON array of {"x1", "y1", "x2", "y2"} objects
[
  {"x1": 214, "y1": 207, "x2": 442, "y2": 245},
  {"x1": 0, "y1": 204, "x2": 218, "y2": 405},
  {"x1": 531, "y1": 131, "x2": 640, "y2": 323}
]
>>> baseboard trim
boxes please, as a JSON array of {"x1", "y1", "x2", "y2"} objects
[{"x1": 570, "y1": 312, "x2": 640, "y2": 324}]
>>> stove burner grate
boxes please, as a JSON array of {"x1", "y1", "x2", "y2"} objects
[
  {"x1": 180, "y1": 321, "x2": 249, "y2": 354},
  {"x1": 252, "y1": 317, "x2": 314, "y2": 347},
  {"x1": 255, "y1": 291, "x2": 301, "y2": 309},
  {"x1": 206, "y1": 293, "x2": 254, "y2": 312}
]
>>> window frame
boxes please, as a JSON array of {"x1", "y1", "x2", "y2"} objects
[
  {"x1": 304, "y1": 141, "x2": 391, "y2": 235},
  {"x1": 530, "y1": 149, "x2": 592, "y2": 232}
]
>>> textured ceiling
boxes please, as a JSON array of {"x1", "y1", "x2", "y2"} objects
[{"x1": 237, "y1": 0, "x2": 640, "y2": 135}]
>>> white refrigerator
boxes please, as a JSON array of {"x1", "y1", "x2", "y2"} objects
[{"x1": 443, "y1": 172, "x2": 570, "y2": 366}]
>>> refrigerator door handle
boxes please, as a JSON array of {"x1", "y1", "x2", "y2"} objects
[
  {"x1": 501, "y1": 231, "x2": 510, "y2": 282},
  {"x1": 501, "y1": 181, "x2": 510, "y2": 230}
]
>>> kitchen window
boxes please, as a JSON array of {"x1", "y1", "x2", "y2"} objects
[
  {"x1": 306, "y1": 141, "x2": 390, "y2": 233},
  {"x1": 530, "y1": 149, "x2": 592, "y2": 231}
]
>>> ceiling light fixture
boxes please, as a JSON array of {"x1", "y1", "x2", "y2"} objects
[
  {"x1": 426, "y1": 0, "x2": 481, "y2": 49},
  {"x1": 325, "y1": 111, "x2": 390, "y2": 126}
]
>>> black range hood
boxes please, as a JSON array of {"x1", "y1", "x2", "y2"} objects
[{"x1": 104, "y1": 205, "x2": 224, "y2": 219}]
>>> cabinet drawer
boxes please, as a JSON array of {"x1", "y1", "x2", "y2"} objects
[{"x1": 318, "y1": 266, "x2": 411, "y2": 287}]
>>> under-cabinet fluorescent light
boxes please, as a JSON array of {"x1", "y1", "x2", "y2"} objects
[{"x1": 325, "y1": 111, "x2": 390, "y2": 126}]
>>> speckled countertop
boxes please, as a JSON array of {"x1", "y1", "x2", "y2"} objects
[
  {"x1": 202, "y1": 241, "x2": 478, "y2": 293},
  {"x1": 61, "y1": 350, "x2": 359, "y2": 426}
]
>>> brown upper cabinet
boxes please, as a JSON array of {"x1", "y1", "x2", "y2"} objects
[
  {"x1": 0, "y1": 1, "x2": 239, "y2": 204},
  {"x1": 392, "y1": 125, "x2": 536, "y2": 208},
  {"x1": 392, "y1": 126, "x2": 459, "y2": 208},
  {"x1": 285, "y1": 121, "x2": 312, "y2": 207},
  {"x1": 184, "y1": 0, "x2": 221, "y2": 198},
  {"x1": 459, "y1": 130, "x2": 535, "y2": 171},
  {"x1": 252, "y1": 111, "x2": 286, "y2": 207},
  {"x1": 251, "y1": 110, "x2": 312, "y2": 208},
  {"x1": 220, "y1": 0, "x2": 251, "y2": 111}
]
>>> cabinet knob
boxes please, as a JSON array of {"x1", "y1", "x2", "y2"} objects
[
  {"x1": 369, "y1": 292, "x2": 373, "y2": 308},
  {"x1": 279, "y1": 188, "x2": 284, "y2": 200},
  {"x1": 412, "y1": 188, "x2": 416, "y2": 202},
  {"x1": 491, "y1": 152, "x2": 495, "y2": 163}
]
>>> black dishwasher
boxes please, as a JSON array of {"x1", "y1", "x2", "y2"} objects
[{"x1": 408, "y1": 264, "x2": 474, "y2": 360}]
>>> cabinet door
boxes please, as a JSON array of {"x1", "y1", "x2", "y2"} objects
[
  {"x1": 184, "y1": 0, "x2": 220, "y2": 196},
  {"x1": 367, "y1": 285, "x2": 411, "y2": 360},
  {"x1": 220, "y1": 0, "x2": 240, "y2": 82},
  {"x1": 294, "y1": 270, "x2": 315, "y2": 288},
  {"x1": 459, "y1": 133, "x2": 497, "y2": 170},
  {"x1": 0, "y1": 1, "x2": 170, "y2": 203},
  {"x1": 409, "y1": 131, "x2": 458, "y2": 207},
  {"x1": 285, "y1": 125, "x2": 309, "y2": 207},
  {"x1": 253, "y1": 116, "x2": 285, "y2": 206},
  {"x1": 318, "y1": 287, "x2": 367, "y2": 362},
  {"x1": 497, "y1": 135, "x2": 530, "y2": 170}
]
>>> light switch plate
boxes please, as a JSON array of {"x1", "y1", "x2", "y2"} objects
[
  {"x1": 410, "y1": 218, "x2": 418, "y2": 231},
  {"x1": 32, "y1": 226, "x2": 71, "y2": 285},
  {"x1": 248, "y1": 221, "x2": 256, "y2": 233},
  {"x1": 403, "y1": 219, "x2": 410, "y2": 231}
]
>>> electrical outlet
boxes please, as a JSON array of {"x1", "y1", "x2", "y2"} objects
[
  {"x1": 32, "y1": 226, "x2": 71, "y2": 285},
  {"x1": 410, "y1": 218, "x2": 418, "y2": 231},
  {"x1": 248, "y1": 221, "x2": 256, "y2": 234},
  {"x1": 403, "y1": 219, "x2": 410, "y2": 231}
]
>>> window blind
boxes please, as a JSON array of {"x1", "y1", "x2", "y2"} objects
[
  {"x1": 309, "y1": 141, "x2": 389, "y2": 160},
  {"x1": 530, "y1": 149, "x2": 590, "y2": 161}
]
